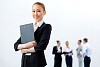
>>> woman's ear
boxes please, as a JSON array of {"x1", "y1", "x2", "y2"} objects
[{"x1": 43, "y1": 11, "x2": 46, "y2": 15}]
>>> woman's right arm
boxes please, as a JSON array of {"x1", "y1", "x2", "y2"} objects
[
  {"x1": 14, "y1": 37, "x2": 27, "y2": 51},
  {"x1": 52, "y1": 46, "x2": 56, "y2": 54},
  {"x1": 14, "y1": 37, "x2": 21, "y2": 51},
  {"x1": 14, "y1": 37, "x2": 37, "y2": 51}
]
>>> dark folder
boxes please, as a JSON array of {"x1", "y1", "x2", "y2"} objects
[
  {"x1": 63, "y1": 51, "x2": 72, "y2": 54},
  {"x1": 20, "y1": 23, "x2": 35, "y2": 44}
]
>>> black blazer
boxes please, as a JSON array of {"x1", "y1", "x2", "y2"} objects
[
  {"x1": 14, "y1": 22, "x2": 52, "y2": 67},
  {"x1": 52, "y1": 46, "x2": 62, "y2": 57}
]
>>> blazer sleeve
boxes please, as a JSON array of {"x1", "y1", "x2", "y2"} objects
[
  {"x1": 52, "y1": 46, "x2": 57, "y2": 54},
  {"x1": 34, "y1": 24, "x2": 52, "y2": 52},
  {"x1": 14, "y1": 37, "x2": 21, "y2": 51}
]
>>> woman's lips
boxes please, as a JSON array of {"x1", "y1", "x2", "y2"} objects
[{"x1": 34, "y1": 16, "x2": 39, "y2": 19}]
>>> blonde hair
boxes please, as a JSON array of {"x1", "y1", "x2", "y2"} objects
[{"x1": 66, "y1": 41, "x2": 70, "y2": 48}]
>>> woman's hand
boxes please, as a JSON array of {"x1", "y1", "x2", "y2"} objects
[
  {"x1": 21, "y1": 49, "x2": 28, "y2": 53},
  {"x1": 25, "y1": 41, "x2": 37, "y2": 48},
  {"x1": 18, "y1": 41, "x2": 37, "y2": 50},
  {"x1": 17, "y1": 44, "x2": 26, "y2": 50},
  {"x1": 21, "y1": 47, "x2": 36, "y2": 53},
  {"x1": 64, "y1": 54, "x2": 68, "y2": 56}
]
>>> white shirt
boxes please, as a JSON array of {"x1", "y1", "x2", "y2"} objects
[
  {"x1": 76, "y1": 45, "x2": 83, "y2": 58},
  {"x1": 82, "y1": 43, "x2": 92, "y2": 57},
  {"x1": 63, "y1": 46, "x2": 73, "y2": 56},
  {"x1": 34, "y1": 20, "x2": 44, "y2": 32},
  {"x1": 57, "y1": 46, "x2": 61, "y2": 52}
]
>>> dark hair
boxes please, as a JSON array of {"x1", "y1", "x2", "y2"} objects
[
  {"x1": 78, "y1": 40, "x2": 82, "y2": 43},
  {"x1": 56, "y1": 40, "x2": 60, "y2": 43},
  {"x1": 83, "y1": 38, "x2": 88, "y2": 43},
  {"x1": 32, "y1": 2, "x2": 46, "y2": 11}
]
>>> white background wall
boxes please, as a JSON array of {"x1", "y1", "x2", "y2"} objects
[{"x1": 0, "y1": 0, "x2": 100, "y2": 67}]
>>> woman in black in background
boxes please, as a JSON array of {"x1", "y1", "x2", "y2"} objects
[{"x1": 52, "y1": 40, "x2": 62, "y2": 67}]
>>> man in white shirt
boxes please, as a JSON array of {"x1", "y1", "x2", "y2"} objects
[
  {"x1": 83, "y1": 38, "x2": 92, "y2": 67},
  {"x1": 76, "y1": 40, "x2": 83, "y2": 67}
]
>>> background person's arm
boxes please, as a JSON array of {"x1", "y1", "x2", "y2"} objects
[{"x1": 52, "y1": 46, "x2": 57, "y2": 54}]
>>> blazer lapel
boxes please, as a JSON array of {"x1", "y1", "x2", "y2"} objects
[
  {"x1": 56, "y1": 46, "x2": 58, "y2": 51},
  {"x1": 34, "y1": 22, "x2": 45, "y2": 37}
]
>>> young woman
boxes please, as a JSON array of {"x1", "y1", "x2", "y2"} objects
[
  {"x1": 76, "y1": 40, "x2": 83, "y2": 67},
  {"x1": 52, "y1": 40, "x2": 62, "y2": 67},
  {"x1": 14, "y1": 2, "x2": 52, "y2": 67},
  {"x1": 63, "y1": 41, "x2": 73, "y2": 67}
]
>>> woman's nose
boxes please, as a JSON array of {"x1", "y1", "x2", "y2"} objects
[{"x1": 34, "y1": 12, "x2": 38, "y2": 15}]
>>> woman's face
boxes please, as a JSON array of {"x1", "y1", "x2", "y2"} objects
[
  {"x1": 66, "y1": 41, "x2": 69, "y2": 47},
  {"x1": 78, "y1": 41, "x2": 81, "y2": 45},
  {"x1": 32, "y1": 4, "x2": 46, "y2": 22},
  {"x1": 57, "y1": 42, "x2": 60, "y2": 47}
]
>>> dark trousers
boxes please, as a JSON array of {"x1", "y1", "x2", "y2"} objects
[
  {"x1": 54, "y1": 56, "x2": 62, "y2": 67},
  {"x1": 65, "y1": 56, "x2": 73, "y2": 67},
  {"x1": 21, "y1": 55, "x2": 45, "y2": 67},
  {"x1": 84, "y1": 56, "x2": 91, "y2": 67}
]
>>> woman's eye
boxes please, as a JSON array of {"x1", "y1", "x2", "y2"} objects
[
  {"x1": 32, "y1": 11, "x2": 35, "y2": 12},
  {"x1": 37, "y1": 10, "x2": 41, "y2": 12}
]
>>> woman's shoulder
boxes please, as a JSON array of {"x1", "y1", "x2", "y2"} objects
[
  {"x1": 43, "y1": 23, "x2": 52, "y2": 30},
  {"x1": 53, "y1": 46, "x2": 57, "y2": 48},
  {"x1": 45, "y1": 23, "x2": 52, "y2": 27}
]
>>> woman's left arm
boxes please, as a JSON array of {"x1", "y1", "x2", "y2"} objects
[{"x1": 34, "y1": 24, "x2": 52, "y2": 52}]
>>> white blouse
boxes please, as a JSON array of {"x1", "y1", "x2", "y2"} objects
[
  {"x1": 57, "y1": 46, "x2": 61, "y2": 53},
  {"x1": 63, "y1": 46, "x2": 73, "y2": 56}
]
